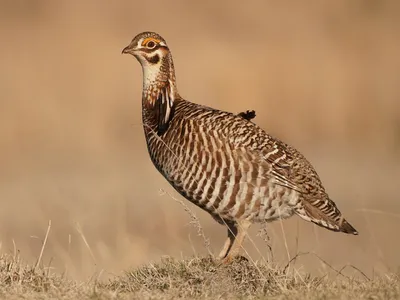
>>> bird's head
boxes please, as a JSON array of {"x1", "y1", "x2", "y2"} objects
[
  {"x1": 122, "y1": 32, "x2": 177, "y2": 97},
  {"x1": 122, "y1": 32, "x2": 169, "y2": 67}
]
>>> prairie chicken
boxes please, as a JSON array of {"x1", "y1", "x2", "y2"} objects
[{"x1": 122, "y1": 32, "x2": 358, "y2": 263}]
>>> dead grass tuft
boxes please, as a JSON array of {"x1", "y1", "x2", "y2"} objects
[
  {"x1": 105, "y1": 256, "x2": 400, "y2": 299},
  {"x1": 108, "y1": 256, "x2": 306, "y2": 297},
  {"x1": 0, "y1": 253, "x2": 78, "y2": 298},
  {"x1": 0, "y1": 253, "x2": 399, "y2": 299}
]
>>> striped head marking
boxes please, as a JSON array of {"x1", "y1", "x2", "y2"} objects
[{"x1": 122, "y1": 32, "x2": 169, "y2": 66}]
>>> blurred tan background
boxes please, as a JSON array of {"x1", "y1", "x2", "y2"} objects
[{"x1": 0, "y1": 0, "x2": 399, "y2": 280}]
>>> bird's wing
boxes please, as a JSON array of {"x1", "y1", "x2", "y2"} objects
[
  {"x1": 258, "y1": 139, "x2": 305, "y2": 193},
  {"x1": 221, "y1": 118, "x2": 307, "y2": 194},
  {"x1": 182, "y1": 107, "x2": 319, "y2": 195}
]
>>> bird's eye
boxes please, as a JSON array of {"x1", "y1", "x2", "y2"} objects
[{"x1": 146, "y1": 41, "x2": 156, "y2": 48}]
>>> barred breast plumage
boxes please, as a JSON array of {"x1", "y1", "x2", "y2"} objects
[
  {"x1": 123, "y1": 32, "x2": 358, "y2": 263},
  {"x1": 145, "y1": 100, "x2": 297, "y2": 222}
]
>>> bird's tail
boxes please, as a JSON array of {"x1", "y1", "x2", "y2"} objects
[{"x1": 295, "y1": 197, "x2": 358, "y2": 235}]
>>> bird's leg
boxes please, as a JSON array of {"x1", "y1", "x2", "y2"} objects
[
  {"x1": 217, "y1": 221, "x2": 237, "y2": 259},
  {"x1": 221, "y1": 219, "x2": 251, "y2": 264}
]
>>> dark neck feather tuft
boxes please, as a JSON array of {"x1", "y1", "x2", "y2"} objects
[
  {"x1": 142, "y1": 81, "x2": 177, "y2": 136},
  {"x1": 142, "y1": 51, "x2": 179, "y2": 135}
]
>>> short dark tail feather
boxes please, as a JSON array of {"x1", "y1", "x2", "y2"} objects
[
  {"x1": 338, "y1": 218, "x2": 358, "y2": 235},
  {"x1": 308, "y1": 216, "x2": 359, "y2": 235},
  {"x1": 297, "y1": 199, "x2": 359, "y2": 235}
]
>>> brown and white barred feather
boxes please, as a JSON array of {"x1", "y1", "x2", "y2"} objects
[{"x1": 143, "y1": 99, "x2": 357, "y2": 234}]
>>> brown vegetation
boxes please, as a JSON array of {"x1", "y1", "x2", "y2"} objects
[{"x1": 1, "y1": 253, "x2": 399, "y2": 299}]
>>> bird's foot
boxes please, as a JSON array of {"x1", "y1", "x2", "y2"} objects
[{"x1": 218, "y1": 255, "x2": 248, "y2": 265}]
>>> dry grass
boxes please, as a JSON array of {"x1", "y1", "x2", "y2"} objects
[
  {"x1": 0, "y1": 253, "x2": 399, "y2": 300},
  {"x1": 0, "y1": 205, "x2": 398, "y2": 299}
]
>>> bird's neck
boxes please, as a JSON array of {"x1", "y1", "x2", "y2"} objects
[{"x1": 141, "y1": 54, "x2": 179, "y2": 135}]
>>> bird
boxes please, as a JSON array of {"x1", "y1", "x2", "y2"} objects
[{"x1": 122, "y1": 32, "x2": 358, "y2": 263}]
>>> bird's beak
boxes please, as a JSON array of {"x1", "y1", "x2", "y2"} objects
[
  {"x1": 122, "y1": 45, "x2": 131, "y2": 54},
  {"x1": 122, "y1": 42, "x2": 137, "y2": 55}
]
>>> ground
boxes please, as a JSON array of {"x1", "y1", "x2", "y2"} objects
[{"x1": 1, "y1": 254, "x2": 399, "y2": 300}]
